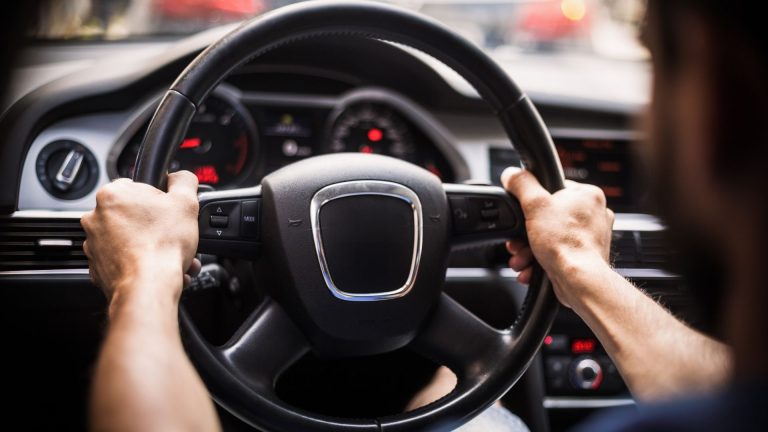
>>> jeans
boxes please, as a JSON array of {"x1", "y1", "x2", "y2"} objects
[{"x1": 454, "y1": 405, "x2": 530, "y2": 432}]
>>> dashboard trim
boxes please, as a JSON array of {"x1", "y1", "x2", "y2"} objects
[
  {"x1": 543, "y1": 397, "x2": 635, "y2": 409},
  {"x1": 0, "y1": 268, "x2": 90, "y2": 277},
  {"x1": 446, "y1": 266, "x2": 678, "y2": 281}
]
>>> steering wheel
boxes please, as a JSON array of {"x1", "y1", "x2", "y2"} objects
[{"x1": 133, "y1": 1, "x2": 564, "y2": 431}]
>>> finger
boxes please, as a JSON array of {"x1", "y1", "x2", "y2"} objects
[
  {"x1": 517, "y1": 267, "x2": 533, "y2": 284},
  {"x1": 500, "y1": 167, "x2": 550, "y2": 207},
  {"x1": 508, "y1": 246, "x2": 534, "y2": 271},
  {"x1": 88, "y1": 266, "x2": 101, "y2": 287},
  {"x1": 183, "y1": 274, "x2": 192, "y2": 289},
  {"x1": 80, "y1": 211, "x2": 94, "y2": 233},
  {"x1": 187, "y1": 258, "x2": 202, "y2": 277},
  {"x1": 166, "y1": 170, "x2": 199, "y2": 198},
  {"x1": 564, "y1": 179, "x2": 582, "y2": 188},
  {"x1": 82, "y1": 239, "x2": 90, "y2": 258},
  {"x1": 506, "y1": 239, "x2": 527, "y2": 255}
]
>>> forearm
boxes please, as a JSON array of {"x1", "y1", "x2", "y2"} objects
[
  {"x1": 90, "y1": 268, "x2": 220, "y2": 432},
  {"x1": 555, "y1": 260, "x2": 732, "y2": 402}
]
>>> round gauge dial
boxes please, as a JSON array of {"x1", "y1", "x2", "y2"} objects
[
  {"x1": 327, "y1": 103, "x2": 417, "y2": 161},
  {"x1": 117, "y1": 94, "x2": 256, "y2": 187}
]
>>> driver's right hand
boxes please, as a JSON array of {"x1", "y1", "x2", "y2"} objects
[{"x1": 501, "y1": 167, "x2": 615, "y2": 309}]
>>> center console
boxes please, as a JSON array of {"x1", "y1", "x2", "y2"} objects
[{"x1": 483, "y1": 135, "x2": 699, "y2": 426}]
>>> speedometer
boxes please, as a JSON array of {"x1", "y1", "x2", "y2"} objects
[
  {"x1": 116, "y1": 92, "x2": 257, "y2": 188},
  {"x1": 327, "y1": 103, "x2": 417, "y2": 160}
]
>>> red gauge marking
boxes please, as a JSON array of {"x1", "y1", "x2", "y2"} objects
[
  {"x1": 194, "y1": 165, "x2": 220, "y2": 184},
  {"x1": 426, "y1": 162, "x2": 443, "y2": 179},
  {"x1": 360, "y1": 145, "x2": 374, "y2": 154},
  {"x1": 226, "y1": 134, "x2": 249, "y2": 175},
  {"x1": 544, "y1": 335, "x2": 553, "y2": 346},
  {"x1": 367, "y1": 128, "x2": 383, "y2": 142},
  {"x1": 180, "y1": 137, "x2": 201, "y2": 149}
]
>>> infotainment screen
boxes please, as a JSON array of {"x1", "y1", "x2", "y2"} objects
[{"x1": 489, "y1": 138, "x2": 637, "y2": 212}]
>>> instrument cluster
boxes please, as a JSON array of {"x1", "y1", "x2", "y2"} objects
[{"x1": 115, "y1": 87, "x2": 458, "y2": 187}]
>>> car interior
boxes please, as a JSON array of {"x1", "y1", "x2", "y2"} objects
[{"x1": 0, "y1": 1, "x2": 711, "y2": 431}]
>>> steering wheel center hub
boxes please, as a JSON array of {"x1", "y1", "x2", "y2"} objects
[
  {"x1": 311, "y1": 180, "x2": 423, "y2": 301},
  {"x1": 260, "y1": 153, "x2": 449, "y2": 356}
]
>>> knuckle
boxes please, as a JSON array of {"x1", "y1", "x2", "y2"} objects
[
  {"x1": 95, "y1": 185, "x2": 116, "y2": 206},
  {"x1": 80, "y1": 212, "x2": 93, "y2": 231},
  {"x1": 176, "y1": 170, "x2": 199, "y2": 185},
  {"x1": 583, "y1": 185, "x2": 606, "y2": 205}
]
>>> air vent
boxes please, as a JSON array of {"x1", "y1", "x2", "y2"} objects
[
  {"x1": 0, "y1": 218, "x2": 87, "y2": 272},
  {"x1": 611, "y1": 231, "x2": 639, "y2": 268},
  {"x1": 638, "y1": 231, "x2": 672, "y2": 265}
]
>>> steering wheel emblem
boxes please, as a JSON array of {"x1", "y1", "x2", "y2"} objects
[{"x1": 310, "y1": 180, "x2": 423, "y2": 301}]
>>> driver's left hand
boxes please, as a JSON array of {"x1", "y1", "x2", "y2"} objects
[{"x1": 81, "y1": 171, "x2": 201, "y2": 304}]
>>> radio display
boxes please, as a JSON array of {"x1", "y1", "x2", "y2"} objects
[{"x1": 489, "y1": 138, "x2": 636, "y2": 212}]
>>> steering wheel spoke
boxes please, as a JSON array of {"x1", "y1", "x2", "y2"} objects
[
  {"x1": 218, "y1": 298, "x2": 310, "y2": 391},
  {"x1": 410, "y1": 293, "x2": 511, "y2": 378},
  {"x1": 197, "y1": 185, "x2": 263, "y2": 258},
  {"x1": 443, "y1": 184, "x2": 526, "y2": 247}
]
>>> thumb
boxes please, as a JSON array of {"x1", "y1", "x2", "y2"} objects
[
  {"x1": 166, "y1": 170, "x2": 199, "y2": 198},
  {"x1": 501, "y1": 167, "x2": 550, "y2": 207}
]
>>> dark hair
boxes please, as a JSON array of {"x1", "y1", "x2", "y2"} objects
[
  {"x1": 652, "y1": 0, "x2": 768, "y2": 65},
  {"x1": 648, "y1": 1, "x2": 768, "y2": 333},
  {"x1": 650, "y1": 0, "x2": 768, "y2": 190}
]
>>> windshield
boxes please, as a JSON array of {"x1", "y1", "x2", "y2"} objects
[{"x1": 33, "y1": 0, "x2": 647, "y2": 61}]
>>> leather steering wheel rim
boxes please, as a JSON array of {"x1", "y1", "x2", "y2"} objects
[{"x1": 133, "y1": 1, "x2": 565, "y2": 431}]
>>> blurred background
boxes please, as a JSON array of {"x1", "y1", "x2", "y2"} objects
[
  {"x1": 33, "y1": 0, "x2": 647, "y2": 59},
  {"x1": 29, "y1": 0, "x2": 649, "y2": 107}
]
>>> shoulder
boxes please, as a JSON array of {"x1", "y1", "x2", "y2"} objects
[{"x1": 572, "y1": 384, "x2": 768, "y2": 432}]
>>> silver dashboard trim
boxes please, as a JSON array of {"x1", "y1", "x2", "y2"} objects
[
  {"x1": 310, "y1": 180, "x2": 423, "y2": 302},
  {"x1": 197, "y1": 185, "x2": 262, "y2": 202},
  {"x1": 543, "y1": 397, "x2": 635, "y2": 409},
  {"x1": 613, "y1": 213, "x2": 665, "y2": 232},
  {"x1": 0, "y1": 268, "x2": 90, "y2": 276},
  {"x1": 5, "y1": 210, "x2": 87, "y2": 219},
  {"x1": 446, "y1": 267, "x2": 678, "y2": 281},
  {"x1": 549, "y1": 127, "x2": 642, "y2": 141}
]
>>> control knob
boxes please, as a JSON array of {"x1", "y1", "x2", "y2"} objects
[
  {"x1": 570, "y1": 357, "x2": 603, "y2": 390},
  {"x1": 35, "y1": 140, "x2": 98, "y2": 200}
]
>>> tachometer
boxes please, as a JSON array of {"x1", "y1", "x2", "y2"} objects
[
  {"x1": 117, "y1": 92, "x2": 257, "y2": 188},
  {"x1": 327, "y1": 103, "x2": 417, "y2": 160}
]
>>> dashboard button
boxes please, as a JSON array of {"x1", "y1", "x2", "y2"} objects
[
  {"x1": 480, "y1": 208, "x2": 500, "y2": 221},
  {"x1": 209, "y1": 215, "x2": 229, "y2": 228},
  {"x1": 200, "y1": 201, "x2": 240, "y2": 239},
  {"x1": 240, "y1": 200, "x2": 261, "y2": 239}
]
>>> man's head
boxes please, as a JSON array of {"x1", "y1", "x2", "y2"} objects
[{"x1": 642, "y1": 1, "x2": 768, "y2": 327}]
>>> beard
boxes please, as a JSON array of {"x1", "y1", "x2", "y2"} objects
[{"x1": 643, "y1": 107, "x2": 728, "y2": 337}]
